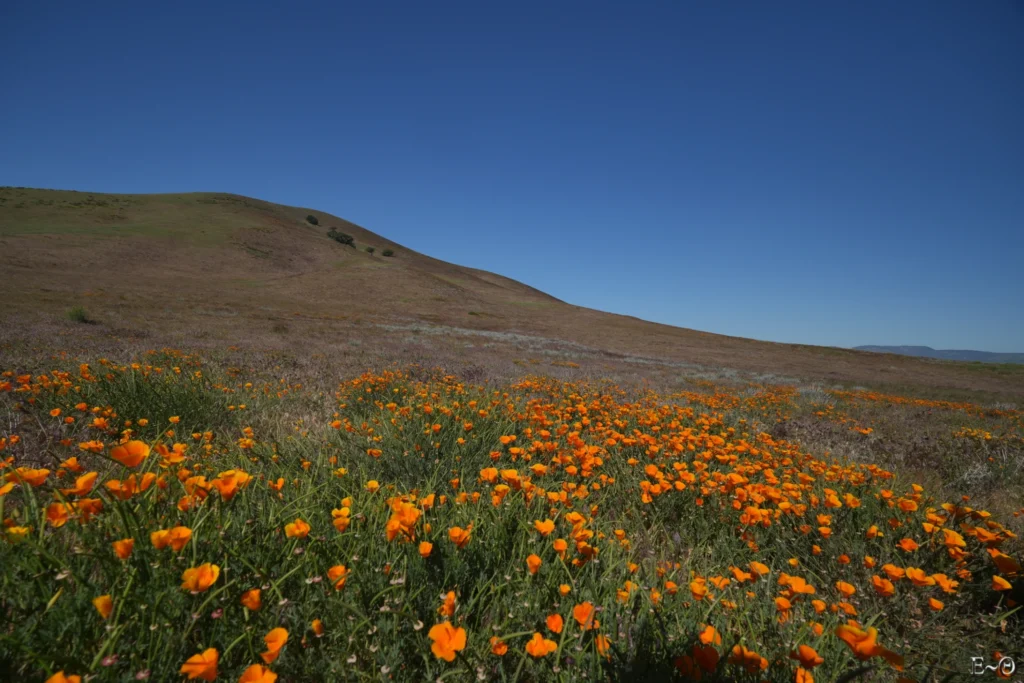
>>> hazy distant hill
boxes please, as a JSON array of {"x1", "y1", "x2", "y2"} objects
[{"x1": 855, "y1": 346, "x2": 1024, "y2": 364}]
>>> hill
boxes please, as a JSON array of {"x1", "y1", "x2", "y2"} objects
[
  {"x1": 855, "y1": 345, "x2": 1024, "y2": 364},
  {"x1": 2, "y1": 186, "x2": 1022, "y2": 398}
]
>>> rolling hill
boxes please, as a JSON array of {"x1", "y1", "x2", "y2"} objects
[{"x1": 2, "y1": 186, "x2": 1022, "y2": 398}]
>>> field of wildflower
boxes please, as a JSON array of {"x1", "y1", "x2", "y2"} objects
[{"x1": 1, "y1": 349, "x2": 1021, "y2": 682}]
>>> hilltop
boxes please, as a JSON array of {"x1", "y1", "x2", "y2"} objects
[{"x1": 2, "y1": 186, "x2": 1022, "y2": 398}]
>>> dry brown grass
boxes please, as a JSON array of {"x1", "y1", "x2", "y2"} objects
[{"x1": 2, "y1": 185, "x2": 1022, "y2": 401}]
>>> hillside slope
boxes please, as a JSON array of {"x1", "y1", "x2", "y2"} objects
[{"x1": 2, "y1": 186, "x2": 1022, "y2": 397}]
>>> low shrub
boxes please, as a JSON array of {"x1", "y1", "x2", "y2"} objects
[
  {"x1": 67, "y1": 306, "x2": 92, "y2": 324},
  {"x1": 327, "y1": 229, "x2": 355, "y2": 247}
]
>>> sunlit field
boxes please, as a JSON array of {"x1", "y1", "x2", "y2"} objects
[{"x1": 1, "y1": 349, "x2": 1021, "y2": 682}]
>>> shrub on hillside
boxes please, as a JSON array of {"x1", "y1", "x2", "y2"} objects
[
  {"x1": 382, "y1": 249, "x2": 395, "y2": 257},
  {"x1": 327, "y1": 228, "x2": 355, "y2": 246},
  {"x1": 306, "y1": 214, "x2": 319, "y2": 225},
  {"x1": 365, "y1": 246, "x2": 375, "y2": 254},
  {"x1": 67, "y1": 306, "x2": 92, "y2": 324}
]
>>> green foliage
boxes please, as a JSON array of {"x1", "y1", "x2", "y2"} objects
[
  {"x1": 382, "y1": 249, "x2": 395, "y2": 257},
  {"x1": 79, "y1": 362, "x2": 236, "y2": 430},
  {"x1": 66, "y1": 306, "x2": 92, "y2": 324},
  {"x1": 0, "y1": 359, "x2": 1018, "y2": 681},
  {"x1": 327, "y1": 228, "x2": 355, "y2": 247},
  {"x1": 365, "y1": 246, "x2": 375, "y2": 254},
  {"x1": 306, "y1": 214, "x2": 319, "y2": 225}
]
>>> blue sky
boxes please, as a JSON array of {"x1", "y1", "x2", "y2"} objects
[{"x1": 3, "y1": 1, "x2": 1022, "y2": 351}]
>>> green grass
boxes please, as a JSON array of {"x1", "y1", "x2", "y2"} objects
[{"x1": 0, "y1": 353, "x2": 1019, "y2": 682}]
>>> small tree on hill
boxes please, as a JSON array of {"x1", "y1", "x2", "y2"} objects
[
  {"x1": 327, "y1": 228, "x2": 355, "y2": 247},
  {"x1": 306, "y1": 214, "x2": 319, "y2": 225}
]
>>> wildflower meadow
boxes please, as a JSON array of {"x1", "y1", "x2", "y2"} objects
[{"x1": 0, "y1": 350, "x2": 1020, "y2": 682}]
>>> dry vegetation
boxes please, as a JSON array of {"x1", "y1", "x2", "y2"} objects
[
  {"x1": 1, "y1": 187, "x2": 1022, "y2": 682},
  {"x1": 2, "y1": 186, "x2": 1022, "y2": 400}
]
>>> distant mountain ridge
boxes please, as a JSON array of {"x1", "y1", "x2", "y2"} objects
[{"x1": 855, "y1": 346, "x2": 1024, "y2": 364}]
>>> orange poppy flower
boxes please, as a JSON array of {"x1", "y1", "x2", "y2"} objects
[
  {"x1": 730, "y1": 566, "x2": 753, "y2": 582},
  {"x1": 931, "y1": 573, "x2": 959, "y2": 594},
  {"x1": 439, "y1": 591, "x2": 456, "y2": 617},
  {"x1": 526, "y1": 554, "x2": 542, "y2": 575},
  {"x1": 166, "y1": 526, "x2": 192, "y2": 551},
  {"x1": 110, "y1": 440, "x2": 150, "y2": 468},
  {"x1": 92, "y1": 594, "x2": 113, "y2": 619},
  {"x1": 260, "y1": 627, "x2": 288, "y2": 664},
  {"x1": 835, "y1": 625, "x2": 903, "y2": 670},
  {"x1": 181, "y1": 563, "x2": 220, "y2": 592},
  {"x1": 546, "y1": 613, "x2": 564, "y2": 633},
  {"x1": 419, "y1": 541, "x2": 433, "y2": 558},
  {"x1": 150, "y1": 526, "x2": 193, "y2": 552},
  {"x1": 992, "y1": 575, "x2": 1012, "y2": 591},
  {"x1": 534, "y1": 519, "x2": 555, "y2": 536},
  {"x1": 60, "y1": 471, "x2": 98, "y2": 496},
  {"x1": 882, "y1": 564, "x2": 905, "y2": 581},
  {"x1": 573, "y1": 602, "x2": 598, "y2": 630},
  {"x1": 836, "y1": 581, "x2": 856, "y2": 597},
  {"x1": 692, "y1": 642, "x2": 719, "y2": 671},
  {"x1": 428, "y1": 621, "x2": 467, "y2": 661},
  {"x1": 239, "y1": 664, "x2": 277, "y2": 683},
  {"x1": 729, "y1": 645, "x2": 769, "y2": 673},
  {"x1": 698, "y1": 625, "x2": 721, "y2": 646},
  {"x1": 790, "y1": 644, "x2": 824, "y2": 669},
  {"x1": 241, "y1": 588, "x2": 262, "y2": 611},
  {"x1": 872, "y1": 575, "x2": 895, "y2": 597},
  {"x1": 903, "y1": 567, "x2": 934, "y2": 587},
  {"x1": 785, "y1": 576, "x2": 816, "y2": 595},
  {"x1": 525, "y1": 632, "x2": 557, "y2": 657},
  {"x1": 311, "y1": 619, "x2": 324, "y2": 636},
  {"x1": 112, "y1": 538, "x2": 134, "y2": 559},
  {"x1": 897, "y1": 538, "x2": 919, "y2": 553},
  {"x1": 448, "y1": 525, "x2": 471, "y2": 548},
  {"x1": 180, "y1": 648, "x2": 218, "y2": 681},
  {"x1": 45, "y1": 672, "x2": 81, "y2": 683},
  {"x1": 988, "y1": 549, "x2": 1021, "y2": 575},
  {"x1": 941, "y1": 528, "x2": 966, "y2": 548},
  {"x1": 328, "y1": 564, "x2": 349, "y2": 590},
  {"x1": 490, "y1": 636, "x2": 508, "y2": 656},
  {"x1": 284, "y1": 518, "x2": 310, "y2": 539}
]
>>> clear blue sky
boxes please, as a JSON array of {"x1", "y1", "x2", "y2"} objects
[{"x1": 3, "y1": 1, "x2": 1022, "y2": 351}]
